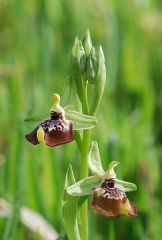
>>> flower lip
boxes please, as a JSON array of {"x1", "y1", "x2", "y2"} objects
[
  {"x1": 92, "y1": 178, "x2": 137, "y2": 218},
  {"x1": 25, "y1": 107, "x2": 74, "y2": 147}
]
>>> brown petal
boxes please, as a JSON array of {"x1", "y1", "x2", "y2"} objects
[
  {"x1": 44, "y1": 120, "x2": 74, "y2": 147},
  {"x1": 128, "y1": 202, "x2": 137, "y2": 217},
  {"x1": 92, "y1": 190, "x2": 126, "y2": 218},
  {"x1": 25, "y1": 126, "x2": 39, "y2": 145},
  {"x1": 91, "y1": 180, "x2": 137, "y2": 218}
]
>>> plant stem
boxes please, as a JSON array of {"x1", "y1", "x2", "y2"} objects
[
  {"x1": 81, "y1": 80, "x2": 89, "y2": 115},
  {"x1": 79, "y1": 79, "x2": 91, "y2": 240},
  {"x1": 74, "y1": 131, "x2": 82, "y2": 152},
  {"x1": 80, "y1": 130, "x2": 91, "y2": 179},
  {"x1": 79, "y1": 130, "x2": 91, "y2": 240}
]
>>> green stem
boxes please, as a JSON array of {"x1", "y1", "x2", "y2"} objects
[
  {"x1": 79, "y1": 129, "x2": 91, "y2": 240},
  {"x1": 79, "y1": 79, "x2": 91, "y2": 240},
  {"x1": 80, "y1": 130, "x2": 91, "y2": 179},
  {"x1": 81, "y1": 79, "x2": 89, "y2": 114},
  {"x1": 74, "y1": 131, "x2": 82, "y2": 153}
]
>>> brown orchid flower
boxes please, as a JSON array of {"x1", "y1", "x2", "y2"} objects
[{"x1": 25, "y1": 94, "x2": 97, "y2": 147}]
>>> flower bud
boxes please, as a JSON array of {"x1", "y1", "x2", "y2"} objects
[
  {"x1": 83, "y1": 29, "x2": 92, "y2": 57},
  {"x1": 71, "y1": 37, "x2": 85, "y2": 101},
  {"x1": 72, "y1": 37, "x2": 85, "y2": 61},
  {"x1": 90, "y1": 45, "x2": 106, "y2": 115},
  {"x1": 85, "y1": 47, "x2": 98, "y2": 84},
  {"x1": 70, "y1": 31, "x2": 106, "y2": 113},
  {"x1": 91, "y1": 47, "x2": 98, "y2": 73},
  {"x1": 85, "y1": 55, "x2": 95, "y2": 84}
]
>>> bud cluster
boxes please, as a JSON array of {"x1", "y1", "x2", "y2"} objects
[{"x1": 71, "y1": 29, "x2": 106, "y2": 115}]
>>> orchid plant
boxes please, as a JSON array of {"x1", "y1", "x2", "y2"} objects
[{"x1": 25, "y1": 30, "x2": 137, "y2": 240}]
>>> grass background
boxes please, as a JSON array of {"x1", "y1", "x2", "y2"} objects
[{"x1": 0, "y1": 0, "x2": 162, "y2": 239}]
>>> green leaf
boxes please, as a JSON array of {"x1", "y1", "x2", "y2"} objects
[
  {"x1": 66, "y1": 110, "x2": 97, "y2": 130},
  {"x1": 24, "y1": 112, "x2": 49, "y2": 122},
  {"x1": 115, "y1": 179, "x2": 137, "y2": 192},
  {"x1": 67, "y1": 176, "x2": 101, "y2": 196},
  {"x1": 62, "y1": 165, "x2": 81, "y2": 240},
  {"x1": 88, "y1": 141, "x2": 105, "y2": 176}
]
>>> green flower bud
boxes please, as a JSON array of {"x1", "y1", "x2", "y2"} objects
[
  {"x1": 70, "y1": 30, "x2": 107, "y2": 113},
  {"x1": 71, "y1": 37, "x2": 86, "y2": 101},
  {"x1": 85, "y1": 54, "x2": 96, "y2": 84},
  {"x1": 72, "y1": 37, "x2": 79, "y2": 58},
  {"x1": 85, "y1": 47, "x2": 98, "y2": 84},
  {"x1": 83, "y1": 29, "x2": 92, "y2": 57},
  {"x1": 72, "y1": 37, "x2": 85, "y2": 61},
  {"x1": 79, "y1": 42, "x2": 86, "y2": 74},
  {"x1": 91, "y1": 47, "x2": 98, "y2": 73},
  {"x1": 90, "y1": 45, "x2": 106, "y2": 115}
]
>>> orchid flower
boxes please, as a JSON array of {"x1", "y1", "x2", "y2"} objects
[
  {"x1": 25, "y1": 94, "x2": 97, "y2": 147},
  {"x1": 67, "y1": 142, "x2": 137, "y2": 218}
]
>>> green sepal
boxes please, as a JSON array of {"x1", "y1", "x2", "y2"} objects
[
  {"x1": 88, "y1": 141, "x2": 105, "y2": 176},
  {"x1": 67, "y1": 176, "x2": 101, "y2": 196},
  {"x1": 24, "y1": 107, "x2": 97, "y2": 131},
  {"x1": 62, "y1": 165, "x2": 81, "y2": 240},
  {"x1": 24, "y1": 112, "x2": 49, "y2": 122},
  {"x1": 115, "y1": 179, "x2": 137, "y2": 192},
  {"x1": 66, "y1": 110, "x2": 97, "y2": 130}
]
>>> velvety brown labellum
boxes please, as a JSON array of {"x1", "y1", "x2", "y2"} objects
[
  {"x1": 91, "y1": 179, "x2": 137, "y2": 218},
  {"x1": 25, "y1": 112, "x2": 74, "y2": 147}
]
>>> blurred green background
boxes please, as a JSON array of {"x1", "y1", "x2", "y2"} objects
[{"x1": 0, "y1": 0, "x2": 162, "y2": 239}]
